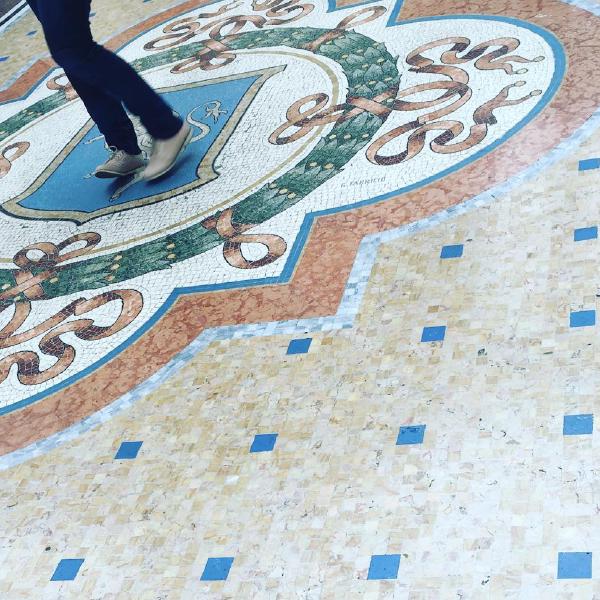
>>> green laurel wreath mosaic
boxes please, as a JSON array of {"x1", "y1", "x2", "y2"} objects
[{"x1": 0, "y1": 27, "x2": 400, "y2": 304}]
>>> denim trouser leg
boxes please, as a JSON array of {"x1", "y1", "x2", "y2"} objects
[
  {"x1": 27, "y1": 0, "x2": 182, "y2": 151},
  {"x1": 68, "y1": 73, "x2": 142, "y2": 155}
]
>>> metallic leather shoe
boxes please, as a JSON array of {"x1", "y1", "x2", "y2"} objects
[
  {"x1": 143, "y1": 123, "x2": 192, "y2": 181},
  {"x1": 94, "y1": 148, "x2": 146, "y2": 179}
]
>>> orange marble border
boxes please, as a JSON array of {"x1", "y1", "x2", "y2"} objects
[{"x1": 1, "y1": 0, "x2": 599, "y2": 454}]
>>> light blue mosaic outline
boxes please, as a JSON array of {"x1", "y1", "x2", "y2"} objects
[
  {"x1": 0, "y1": 1, "x2": 566, "y2": 416},
  {"x1": 0, "y1": 1, "x2": 27, "y2": 34},
  {"x1": 1, "y1": 0, "x2": 599, "y2": 469}
]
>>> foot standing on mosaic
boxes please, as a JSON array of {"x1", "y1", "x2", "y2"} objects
[{"x1": 26, "y1": 0, "x2": 192, "y2": 180}]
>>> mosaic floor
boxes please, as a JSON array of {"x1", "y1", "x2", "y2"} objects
[{"x1": 2, "y1": 0, "x2": 600, "y2": 597}]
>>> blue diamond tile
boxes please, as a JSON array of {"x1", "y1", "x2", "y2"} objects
[
  {"x1": 570, "y1": 310, "x2": 596, "y2": 328},
  {"x1": 574, "y1": 226, "x2": 598, "y2": 241},
  {"x1": 250, "y1": 433, "x2": 278, "y2": 453},
  {"x1": 287, "y1": 338, "x2": 312, "y2": 355},
  {"x1": 421, "y1": 326, "x2": 446, "y2": 342},
  {"x1": 396, "y1": 425, "x2": 426, "y2": 445},
  {"x1": 0, "y1": 56, "x2": 9, "y2": 63},
  {"x1": 114, "y1": 441, "x2": 143, "y2": 459},
  {"x1": 563, "y1": 414, "x2": 593, "y2": 436},
  {"x1": 200, "y1": 557, "x2": 234, "y2": 581},
  {"x1": 51, "y1": 558, "x2": 84, "y2": 581},
  {"x1": 440, "y1": 244, "x2": 464, "y2": 259},
  {"x1": 557, "y1": 552, "x2": 592, "y2": 579},
  {"x1": 579, "y1": 158, "x2": 600, "y2": 171},
  {"x1": 367, "y1": 554, "x2": 401, "y2": 580}
]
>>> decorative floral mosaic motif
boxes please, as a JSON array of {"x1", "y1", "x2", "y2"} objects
[{"x1": 0, "y1": 0, "x2": 561, "y2": 410}]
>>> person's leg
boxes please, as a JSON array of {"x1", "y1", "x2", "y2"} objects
[
  {"x1": 27, "y1": 0, "x2": 140, "y2": 154},
  {"x1": 34, "y1": 0, "x2": 182, "y2": 141},
  {"x1": 67, "y1": 74, "x2": 142, "y2": 155}
]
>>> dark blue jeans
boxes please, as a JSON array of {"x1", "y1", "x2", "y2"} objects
[{"x1": 27, "y1": 0, "x2": 182, "y2": 154}]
